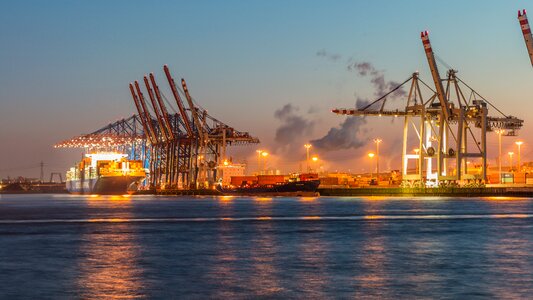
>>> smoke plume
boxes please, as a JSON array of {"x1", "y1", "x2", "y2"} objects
[
  {"x1": 311, "y1": 97, "x2": 369, "y2": 151},
  {"x1": 316, "y1": 49, "x2": 341, "y2": 62},
  {"x1": 347, "y1": 62, "x2": 407, "y2": 99},
  {"x1": 273, "y1": 104, "x2": 315, "y2": 158},
  {"x1": 312, "y1": 61, "x2": 405, "y2": 152}
]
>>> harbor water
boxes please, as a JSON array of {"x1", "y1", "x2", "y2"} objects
[{"x1": 1, "y1": 194, "x2": 533, "y2": 298}]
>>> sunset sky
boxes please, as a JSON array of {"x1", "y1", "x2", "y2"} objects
[{"x1": 1, "y1": 0, "x2": 533, "y2": 178}]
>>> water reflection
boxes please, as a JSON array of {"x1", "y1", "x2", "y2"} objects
[
  {"x1": 248, "y1": 199, "x2": 283, "y2": 297},
  {"x1": 353, "y1": 205, "x2": 391, "y2": 298},
  {"x1": 76, "y1": 199, "x2": 144, "y2": 299}
]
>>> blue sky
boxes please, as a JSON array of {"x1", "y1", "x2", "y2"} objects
[{"x1": 1, "y1": 0, "x2": 533, "y2": 177}]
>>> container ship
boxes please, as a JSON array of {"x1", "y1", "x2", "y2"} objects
[
  {"x1": 216, "y1": 173, "x2": 320, "y2": 196},
  {"x1": 66, "y1": 153, "x2": 146, "y2": 195}
]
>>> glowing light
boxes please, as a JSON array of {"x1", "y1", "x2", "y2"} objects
[
  {"x1": 256, "y1": 197, "x2": 272, "y2": 201},
  {"x1": 364, "y1": 215, "x2": 386, "y2": 220},
  {"x1": 304, "y1": 144, "x2": 312, "y2": 149},
  {"x1": 311, "y1": 156, "x2": 318, "y2": 162},
  {"x1": 368, "y1": 152, "x2": 375, "y2": 158},
  {"x1": 261, "y1": 152, "x2": 269, "y2": 157}
]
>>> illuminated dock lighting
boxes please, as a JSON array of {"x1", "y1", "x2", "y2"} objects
[
  {"x1": 495, "y1": 129, "x2": 505, "y2": 183},
  {"x1": 304, "y1": 143, "x2": 312, "y2": 172},
  {"x1": 515, "y1": 141, "x2": 524, "y2": 171}
]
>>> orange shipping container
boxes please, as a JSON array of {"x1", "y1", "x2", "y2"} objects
[
  {"x1": 230, "y1": 176, "x2": 257, "y2": 186},
  {"x1": 257, "y1": 175, "x2": 285, "y2": 185},
  {"x1": 320, "y1": 177, "x2": 339, "y2": 185},
  {"x1": 299, "y1": 173, "x2": 319, "y2": 181}
]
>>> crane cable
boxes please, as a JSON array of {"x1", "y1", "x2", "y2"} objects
[
  {"x1": 434, "y1": 54, "x2": 508, "y2": 118},
  {"x1": 358, "y1": 76, "x2": 413, "y2": 111}
]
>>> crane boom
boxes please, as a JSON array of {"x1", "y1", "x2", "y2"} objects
[
  {"x1": 134, "y1": 81, "x2": 159, "y2": 144},
  {"x1": 150, "y1": 73, "x2": 175, "y2": 141},
  {"x1": 518, "y1": 9, "x2": 533, "y2": 67},
  {"x1": 163, "y1": 65, "x2": 194, "y2": 137},
  {"x1": 181, "y1": 78, "x2": 206, "y2": 143},
  {"x1": 420, "y1": 31, "x2": 451, "y2": 121},
  {"x1": 144, "y1": 76, "x2": 170, "y2": 142},
  {"x1": 129, "y1": 83, "x2": 157, "y2": 144}
]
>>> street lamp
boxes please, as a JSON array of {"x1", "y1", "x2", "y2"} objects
[
  {"x1": 495, "y1": 130, "x2": 505, "y2": 183},
  {"x1": 373, "y1": 138, "x2": 382, "y2": 181},
  {"x1": 515, "y1": 141, "x2": 523, "y2": 171},
  {"x1": 261, "y1": 151, "x2": 269, "y2": 174},
  {"x1": 368, "y1": 152, "x2": 375, "y2": 179},
  {"x1": 256, "y1": 150, "x2": 263, "y2": 174},
  {"x1": 304, "y1": 144, "x2": 312, "y2": 173},
  {"x1": 508, "y1": 152, "x2": 514, "y2": 172},
  {"x1": 311, "y1": 156, "x2": 318, "y2": 172}
]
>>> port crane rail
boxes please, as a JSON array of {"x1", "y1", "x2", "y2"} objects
[{"x1": 333, "y1": 32, "x2": 523, "y2": 186}]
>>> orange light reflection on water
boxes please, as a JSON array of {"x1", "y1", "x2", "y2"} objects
[
  {"x1": 484, "y1": 196, "x2": 527, "y2": 201},
  {"x1": 364, "y1": 215, "x2": 386, "y2": 220},
  {"x1": 255, "y1": 197, "x2": 273, "y2": 202},
  {"x1": 302, "y1": 216, "x2": 322, "y2": 220},
  {"x1": 76, "y1": 211, "x2": 143, "y2": 298}
]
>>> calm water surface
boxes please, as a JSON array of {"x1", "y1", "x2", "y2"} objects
[{"x1": 1, "y1": 194, "x2": 533, "y2": 299}]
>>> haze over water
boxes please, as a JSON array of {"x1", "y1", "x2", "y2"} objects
[{"x1": 1, "y1": 195, "x2": 533, "y2": 298}]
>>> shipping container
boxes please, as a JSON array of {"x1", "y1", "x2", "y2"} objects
[{"x1": 230, "y1": 176, "x2": 258, "y2": 186}]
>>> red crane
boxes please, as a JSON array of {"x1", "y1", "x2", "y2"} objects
[
  {"x1": 163, "y1": 65, "x2": 194, "y2": 137},
  {"x1": 129, "y1": 83, "x2": 157, "y2": 144},
  {"x1": 518, "y1": 9, "x2": 533, "y2": 67}
]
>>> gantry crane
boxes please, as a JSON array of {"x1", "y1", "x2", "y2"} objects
[
  {"x1": 56, "y1": 66, "x2": 259, "y2": 191},
  {"x1": 128, "y1": 65, "x2": 259, "y2": 190},
  {"x1": 333, "y1": 31, "x2": 523, "y2": 187},
  {"x1": 518, "y1": 9, "x2": 533, "y2": 67}
]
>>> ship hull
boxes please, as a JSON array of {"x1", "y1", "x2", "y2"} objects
[
  {"x1": 216, "y1": 180, "x2": 320, "y2": 196},
  {"x1": 67, "y1": 176, "x2": 144, "y2": 195}
]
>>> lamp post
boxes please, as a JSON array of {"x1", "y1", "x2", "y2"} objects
[
  {"x1": 516, "y1": 141, "x2": 523, "y2": 171},
  {"x1": 304, "y1": 144, "x2": 312, "y2": 173},
  {"x1": 496, "y1": 130, "x2": 505, "y2": 183},
  {"x1": 261, "y1": 151, "x2": 269, "y2": 174},
  {"x1": 256, "y1": 150, "x2": 263, "y2": 174},
  {"x1": 368, "y1": 152, "x2": 375, "y2": 179},
  {"x1": 508, "y1": 152, "x2": 514, "y2": 172},
  {"x1": 373, "y1": 138, "x2": 382, "y2": 182},
  {"x1": 311, "y1": 156, "x2": 318, "y2": 173}
]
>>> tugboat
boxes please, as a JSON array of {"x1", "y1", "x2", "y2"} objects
[
  {"x1": 66, "y1": 153, "x2": 146, "y2": 195},
  {"x1": 216, "y1": 173, "x2": 320, "y2": 196}
]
